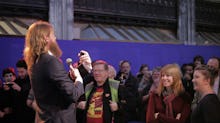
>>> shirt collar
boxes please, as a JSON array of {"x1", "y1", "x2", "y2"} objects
[{"x1": 48, "y1": 51, "x2": 54, "y2": 56}]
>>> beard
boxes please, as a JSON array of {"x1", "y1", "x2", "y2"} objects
[
  {"x1": 49, "y1": 40, "x2": 62, "y2": 58},
  {"x1": 208, "y1": 66, "x2": 219, "y2": 78}
]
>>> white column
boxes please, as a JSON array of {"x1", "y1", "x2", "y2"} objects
[
  {"x1": 177, "y1": 0, "x2": 195, "y2": 45},
  {"x1": 49, "y1": 0, "x2": 74, "y2": 40}
]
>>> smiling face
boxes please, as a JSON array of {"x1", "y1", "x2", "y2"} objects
[
  {"x1": 207, "y1": 58, "x2": 219, "y2": 70},
  {"x1": 93, "y1": 64, "x2": 109, "y2": 86},
  {"x1": 207, "y1": 58, "x2": 219, "y2": 77},
  {"x1": 192, "y1": 70, "x2": 210, "y2": 92},
  {"x1": 158, "y1": 64, "x2": 184, "y2": 96},
  {"x1": 160, "y1": 65, "x2": 180, "y2": 89},
  {"x1": 161, "y1": 74, "x2": 174, "y2": 88},
  {"x1": 192, "y1": 65, "x2": 213, "y2": 93}
]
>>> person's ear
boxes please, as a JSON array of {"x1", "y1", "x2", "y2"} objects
[{"x1": 204, "y1": 78, "x2": 210, "y2": 85}]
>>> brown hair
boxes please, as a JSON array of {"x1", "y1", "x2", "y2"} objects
[
  {"x1": 194, "y1": 65, "x2": 216, "y2": 86},
  {"x1": 157, "y1": 64, "x2": 184, "y2": 96},
  {"x1": 23, "y1": 21, "x2": 52, "y2": 74}
]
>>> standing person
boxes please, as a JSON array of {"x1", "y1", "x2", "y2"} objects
[
  {"x1": 137, "y1": 64, "x2": 152, "y2": 96},
  {"x1": 23, "y1": 21, "x2": 84, "y2": 123},
  {"x1": 207, "y1": 57, "x2": 220, "y2": 99},
  {"x1": 149, "y1": 67, "x2": 161, "y2": 93},
  {"x1": 146, "y1": 64, "x2": 191, "y2": 123},
  {"x1": 115, "y1": 60, "x2": 139, "y2": 123},
  {"x1": 136, "y1": 64, "x2": 150, "y2": 82},
  {"x1": 108, "y1": 65, "x2": 117, "y2": 79},
  {"x1": 137, "y1": 66, "x2": 161, "y2": 123},
  {"x1": 191, "y1": 56, "x2": 220, "y2": 110},
  {"x1": 193, "y1": 55, "x2": 205, "y2": 68},
  {"x1": 1, "y1": 67, "x2": 17, "y2": 123},
  {"x1": 181, "y1": 63, "x2": 195, "y2": 101},
  {"x1": 14, "y1": 59, "x2": 35, "y2": 123},
  {"x1": 191, "y1": 65, "x2": 220, "y2": 123},
  {"x1": 77, "y1": 60, "x2": 125, "y2": 123}
]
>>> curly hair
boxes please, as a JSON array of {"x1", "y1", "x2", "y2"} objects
[{"x1": 23, "y1": 21, "x2": 52, "y2": 74}]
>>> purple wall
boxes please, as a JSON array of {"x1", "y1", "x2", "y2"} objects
[{"x1": 1, "y1": 37, "x2": 220, "y2": 80}]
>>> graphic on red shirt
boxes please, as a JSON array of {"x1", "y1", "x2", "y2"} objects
[{"x1": 87, "y1": 87, "x2": 104, "y2": 123}]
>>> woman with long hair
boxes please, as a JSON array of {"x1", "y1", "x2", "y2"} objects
[{"x1": 146, "y1": 64, "x2": 191, "y2": 123}]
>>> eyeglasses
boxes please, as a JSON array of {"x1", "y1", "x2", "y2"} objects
[{"x1": 92, "y1": 69, "x2": 107, "y2": 73}]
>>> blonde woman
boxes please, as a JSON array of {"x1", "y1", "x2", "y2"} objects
[
  {"x1": 23, "y1": 21, "x2": 84, "y2": 123},
  {"x1": 146, "y1": 64, "x2": 191, "y2": 123}
]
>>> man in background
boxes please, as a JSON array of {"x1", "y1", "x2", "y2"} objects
[{"x1": 14, "y1": 59, "x2": 35, "y2": 123}]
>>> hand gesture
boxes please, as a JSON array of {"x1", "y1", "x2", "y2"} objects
[
  {"x1": 11, "y1": 82, "x2": 21, "y2": 91},
  {"x1": 176, "y1": 113, "x2": 181, "y2": 120},
  {"x1": 70, "y1": 67, "x2": 83, "y2": 84},
  {"x1": 78, "y1": 50, "x2": 92, "y2": 73},
  {"x1": 154, "y1": 112, "x2": 159, "y2": 119},
  {"x1": 32, "y1": 100, "x2": 43, "y2": 114},
  {"x1": 77, "y1": 101, "x2": 86, "y2": 110},
  {"x1": 109, "y1": 100, "x2": 118, "y2": 112},
  {"x1": 3, "y1": 83, "x2": 11, "y2": 91}
]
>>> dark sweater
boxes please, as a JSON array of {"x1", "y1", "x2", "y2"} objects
[{"x1": 191, "y1": 94, "x2": 220, "y2": 123}]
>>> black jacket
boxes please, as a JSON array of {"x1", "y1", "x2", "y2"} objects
[
  {"x1": 83, "y1": 78, "x2": 125, "y2": 123},
  {"x1": 31, "y1": 53, "x2": 84, "y2": 123},
  {"x1": 14, "y1": 76, "x2": 35, "y2": 123},
  {"x1": 115, "y1": 72, "x2": 139, "y2": 122}
]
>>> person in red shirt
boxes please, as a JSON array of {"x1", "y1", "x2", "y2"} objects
[{"x1": 77, "y1": 60, "x2": 125, "y2": 123}]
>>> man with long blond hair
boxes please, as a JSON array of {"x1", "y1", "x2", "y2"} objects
[
  {"x1": 23, "y1": 21, "x2": 84, "y2": 123},
  {"x1": 146, "y1": 64, "x2": 191, "y2": 123}
]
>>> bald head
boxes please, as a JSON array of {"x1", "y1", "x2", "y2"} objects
[{"x1": 207, "y1": 57, "x2": 220, "y2": 70}]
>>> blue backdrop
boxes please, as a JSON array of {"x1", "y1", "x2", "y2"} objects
[{"x1": 1, "y1": 37, "x2": 220, "y2": 80}]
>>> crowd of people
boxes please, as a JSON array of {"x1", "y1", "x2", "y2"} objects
[{"x1": 0, "y1": 21, "x2": 220, "y2": 123}]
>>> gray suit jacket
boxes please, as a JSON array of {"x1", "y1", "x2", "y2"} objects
[{"x1": 31, "y1": 53, "x2": 84, "y2": 123}]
